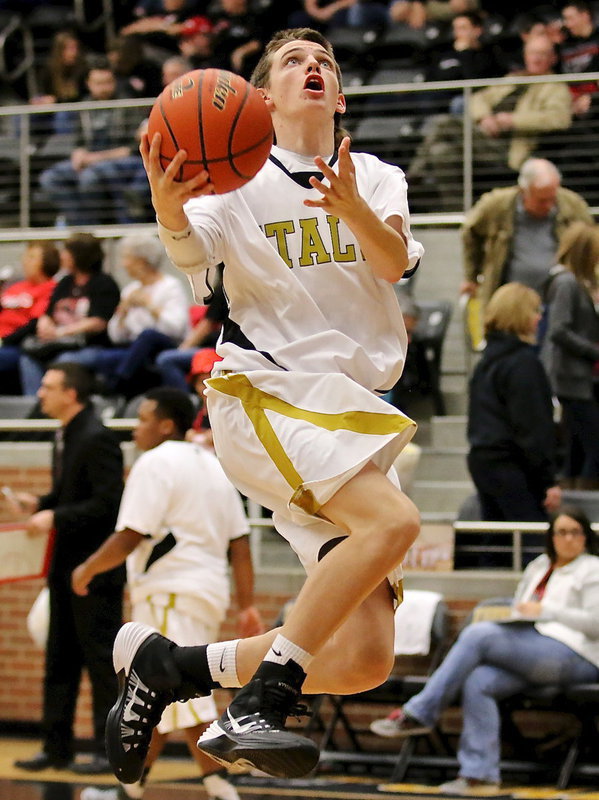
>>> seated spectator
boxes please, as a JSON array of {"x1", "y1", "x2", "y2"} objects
[
  {"x1": 500, "y1": 11, "x2": 564, "y2": 72},
  {"x1": 288, "y1": 0, "x2": 390, "y2": 31},
  {"x1": 30, "y1": 30, "x2": 88, "y2": 137},
  {"x1": 155, "y1": 267, "x2": 227, "y2": 391},
  {"x1": 421, "y1": 11, "x2": 502, "y2": 113},
  {"x1": 460, "y1": 158, "x2": 593, "y2": 310},
  {"x1": 210, "y1": 0, "x2": 264, "y2": 79},
  {"x1": 185, "y1": 347, "x2": 223, "y2": 449},
  {"x1": 162, "y1": 54, "x2": 193, "y2": 85},
  {"x1": 38, "y1": 55, "x2": 147, "y2": 226},
  {"x1": 0, "y1": 241, "x2": 61, "y2": 391},
  {"x1": 388, "y1": 0, "x2": 478, "y2": 30},
  {"x1": 93, "y1": 234, "x2": 190, "y2": 397},
  {"x1": 552, "y1": 2, "x2": 599, "y2": 203},
  {"x1": 178, "y1": 15, "x2": 215, "y2": 69},
  {"x1": 370, "y1": 505, "x2": 599, "y2": 796},
  {"x1": 407, "y1": 34, "x2": 572, "y2": 211},
  {"x1": 106, "y1": 34, "x2": 163, "y2": 98},
  {"x1": 541, "y1": 221, "x2": 599, "y2": 489},
  {"x1": 19, "y1": 234, "x2": 120, "y2": 395},
  {"x1": 559, "y1": 1, "x2": 599, "y2": 117},
  {"x1": 467, "y1": 282, "x2": 561, "y2": 523},
  {"x1": 120, "y1": 0, "x2": 202, "y2": 54}
]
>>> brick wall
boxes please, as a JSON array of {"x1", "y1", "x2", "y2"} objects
[{"x1": 0, "y1": 458, "x2": 478, "y2": 747}]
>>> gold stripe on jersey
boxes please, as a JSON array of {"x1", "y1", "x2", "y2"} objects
[{"x1": 207, "y1": 373, "x2": 416, "y2": 515}]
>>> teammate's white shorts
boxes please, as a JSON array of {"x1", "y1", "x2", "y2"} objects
[
  {"x1": 205, "y1": 370, "x2": 417, "y2": 601},
  {"x1": 133, "y1": 594, "x2": 219, "y2": 733}
]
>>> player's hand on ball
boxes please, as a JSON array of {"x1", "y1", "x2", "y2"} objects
[
  {"x1": 304, "y1": 137, "x2": 366, "y2": 224},
  {"x1": 141, "y1": 132, "x2": 214, "y2": 229}
]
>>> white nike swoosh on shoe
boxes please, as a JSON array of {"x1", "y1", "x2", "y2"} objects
[{"x1": 226, "y1": 709, "x2": 264, "y2": 734}]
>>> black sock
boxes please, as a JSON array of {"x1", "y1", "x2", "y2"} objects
[{"x1": 172, "y1": 644, "x2": 219, "y2": 692}]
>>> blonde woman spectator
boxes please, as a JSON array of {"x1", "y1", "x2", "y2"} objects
[{"x1": 468, "y1": 282, "x2": 561, "y2": 522}]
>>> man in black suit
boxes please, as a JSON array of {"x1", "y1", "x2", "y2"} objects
[{"x1": 12, "y1": 362, "x2": 124, "y2": 775}]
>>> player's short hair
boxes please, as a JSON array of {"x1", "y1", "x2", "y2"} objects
[
  {"x1": 119, "y1": 234, "x2": 164, "y2": 271},
  {"x1": 483, "y1": 282, "x2": 541, "y2": 339},
  {"x1": 47, "y1": 361, "x2": 94, "y2": 403},
  {"x1": 251, "y1": 28, "x2": 342, "y2": 90},
  {"x1": 144, "y1": 387, "x2": 195, "y2": 437},
  {"x1": 251, "y1": 27, "x2": 349, "y2": 148}
]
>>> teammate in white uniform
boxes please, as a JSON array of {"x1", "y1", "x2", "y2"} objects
[
  {"x1": 72, "y1": 388, "x2": 262, "y2": 800},
  {"x1": 106, "y1": 27, "x2": 425, "y2": 782}
]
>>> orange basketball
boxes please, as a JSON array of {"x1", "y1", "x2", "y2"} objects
[{"x1": 147, "y1": 68, "x2": 274, "y2": 194}]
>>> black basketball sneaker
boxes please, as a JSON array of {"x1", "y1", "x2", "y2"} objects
[
  {"x1": 105, "y1": 622, "x2": 209, "y2": 784},
  {"x1": 196, "y1": 659, "x2": 319, "y2": 779}
]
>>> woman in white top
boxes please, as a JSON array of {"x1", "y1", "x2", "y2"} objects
[
  {"x1": 97, "y1": 233, "x2": 190, "y2": 395},
  {"x1": 371, "y1": 506, "x2": 599, "y2": 795},
  {"x1": 106, "y1": 27, "x2": 425, "y2": 783}
]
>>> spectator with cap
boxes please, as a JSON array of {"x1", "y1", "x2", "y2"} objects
[
  {"x1": 186, "y1": 347, "x2": 223, "y2": 450},
  {"x1": 178, "y1": 15, "x2": 215, "y2": 69}
]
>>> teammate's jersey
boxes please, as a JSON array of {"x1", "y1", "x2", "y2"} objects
[
  {"x1": 117, "y1": 440, "x2": 249, "y2": 618},
  {"x1": 162, "y1": 147, "x2": 424, "y2": 394}
]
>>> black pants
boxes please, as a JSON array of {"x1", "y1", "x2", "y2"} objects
[
  {"x1": 43, "y1": 575, "x2": 123, "y2": 761},
  {"x1": 465, "y1": 449, "x2": 547, "y2": 568}
]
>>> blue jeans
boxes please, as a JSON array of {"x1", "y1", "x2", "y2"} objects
[
  {"x1": 39, "y1": 155, "x2": 149, "y2": 226},
  {"x1": 404, "y1": 621, "x2": 599, "y2": 783},
  {"x1": 19, "y1": 347, "x2": 107, "y2": 395},
  {"x1": 0, "y1": 345, "x2": 22, "y2": 391},
  {"x1": 155, "y1": 347, "x2": 197, "y2": 391}
]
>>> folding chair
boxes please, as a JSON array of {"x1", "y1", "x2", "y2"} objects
[{"x1": 410, "y1": 300, "x2": 453, "y2": 415}]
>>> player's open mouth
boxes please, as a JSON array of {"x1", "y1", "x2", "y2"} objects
[{"x1": 304, "y1": 75, "x2": 324, "y2": 93}]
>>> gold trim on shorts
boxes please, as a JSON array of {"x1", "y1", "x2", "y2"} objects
[
  {"x1": 207, "y1": 373, "x2": 416, "y2": 515},
  {"x1": 145, "y1": 594, "x2": 203, "y2": 728}
]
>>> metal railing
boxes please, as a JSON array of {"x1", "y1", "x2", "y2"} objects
[
  {"x1": 0, "y1": 71, "x2": 597, "y2": 230},
  {"x1": 454, "y1": 520, "x2": 599, "y2": 572},
  {"x1": 1, "y1": 414, "x2": 588, "y2": 577}
]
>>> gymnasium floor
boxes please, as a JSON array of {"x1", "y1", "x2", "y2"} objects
[{"x1": 2, "y1": 739, "x2": 599, "y2": 800}]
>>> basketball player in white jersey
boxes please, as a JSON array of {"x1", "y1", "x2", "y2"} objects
[{"x1": 106, "y1": 27, "x2": 425, "y2": 782}]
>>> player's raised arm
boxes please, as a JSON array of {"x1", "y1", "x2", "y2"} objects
[
  {"x1": 140, "y1": 132, "x2": 214, "y2": 232},
  {"x1": 305, "y1": 137, "x2": 409, "y2": 283}
]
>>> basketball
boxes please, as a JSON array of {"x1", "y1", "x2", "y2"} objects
[{"x1": 147, "y1": 68, "x2": 274, "y2": 194}]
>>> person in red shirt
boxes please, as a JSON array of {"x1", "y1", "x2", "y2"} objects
[{"x1": 0, "y1": 241, "x2": 60, "y2": 391}]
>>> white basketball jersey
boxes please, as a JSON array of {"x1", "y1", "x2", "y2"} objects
[{"x1": 179, "y1": 147, "x2": 424, "y2": 393}]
